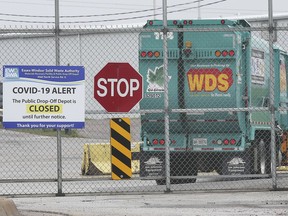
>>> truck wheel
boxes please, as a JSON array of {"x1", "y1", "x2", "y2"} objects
[
  {"x1": 259, "y1": 139, "x2": 268, "y2": 174},
  {"x1": 253, "y1": 136, "x2": 271, "y2": 175}
]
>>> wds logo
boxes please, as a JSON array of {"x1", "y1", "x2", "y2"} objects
[
  {"x1": 187, "y1": 68, "x2": 233, "y2": 92},
  {"x1": 4, "y1": 67, "x2": 19, "y2": 78}
]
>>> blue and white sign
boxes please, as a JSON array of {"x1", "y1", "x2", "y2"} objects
[{"x1": 3, "y1": 65, "x2": 85, "y2": 129}]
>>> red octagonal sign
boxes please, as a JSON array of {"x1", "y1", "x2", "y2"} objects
[{"x1": 94, "y1": 63, "x2": 143, "y2": 112}]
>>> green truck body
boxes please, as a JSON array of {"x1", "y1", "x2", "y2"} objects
[{"x1": 139, "y1": 19, "x2": 288, "y2": 183}]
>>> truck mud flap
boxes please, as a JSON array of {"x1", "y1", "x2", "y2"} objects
[
  {"x1": 140, "y1": 151, "x2": 197, "y2": 184},
  {"x1": 140, "y1": 152, "x2": 165, "y2": 178},
  {"x1": 218, "y1": 152, "x2": 253, "y2": 176}
]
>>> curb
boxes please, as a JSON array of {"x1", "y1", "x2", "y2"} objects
[{"x1": 0, "y1": 198, "x2": 20, "y2": 216}]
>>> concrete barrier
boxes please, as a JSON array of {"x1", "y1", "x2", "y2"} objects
[
  {"x1": 81, "y1": 142, "x2": 140, "y2": 175},
  {"x1": 0, "y1": 198, "x2": 20, "y2": 216},
  {"x1": 276, "y1": 166, "x2": 288, "y2": 171}
]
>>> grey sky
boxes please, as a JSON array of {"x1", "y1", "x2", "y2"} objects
[{"x1": 0, "y1": 0, "x2": 287, "y2": 27}]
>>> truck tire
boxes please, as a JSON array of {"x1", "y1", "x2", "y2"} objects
[
  {"x1": 253, "y1": 134, "x2": 271, "y2": 175},
  {"x1": 259, "y1": 138, "x2": 271, "y2": 174}
]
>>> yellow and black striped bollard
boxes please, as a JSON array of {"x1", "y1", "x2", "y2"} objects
[{"x1": 110, "y1": 118, "x2": 132, "y2": 180}]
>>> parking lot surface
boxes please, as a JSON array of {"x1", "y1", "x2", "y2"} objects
[{"x1": 10, "y1": 190, "x2": 288, "y2": 216}]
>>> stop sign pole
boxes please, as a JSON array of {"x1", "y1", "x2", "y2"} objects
[{"x1": 94, "y1": 63, "x2": 143, "y2": 113}]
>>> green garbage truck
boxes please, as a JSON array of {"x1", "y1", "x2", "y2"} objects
[{"x1": 138, "y1": 19, "x2": 288, "y2": 184}]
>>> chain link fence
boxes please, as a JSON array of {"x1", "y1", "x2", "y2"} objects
[{"x1": 1, "y1": 15, "x2": 288, "y2": 196}]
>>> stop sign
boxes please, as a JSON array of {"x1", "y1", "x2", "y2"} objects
[{"x1": 94, "y1": 63, "x2": 143, "y2": 112}]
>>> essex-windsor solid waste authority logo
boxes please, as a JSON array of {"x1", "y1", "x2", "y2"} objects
[{"x1": 4, "y1": 67, "x2": 19, "y2": 78}]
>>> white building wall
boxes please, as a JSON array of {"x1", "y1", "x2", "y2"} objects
[{"x1": 0, "y1": 31, "x2": 140, "y2": 115}]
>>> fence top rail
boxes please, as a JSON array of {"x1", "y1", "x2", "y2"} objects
[
  {"x1": 1, "y1": 25, "x2": 287, "y2": 38},
  {"x1": 1, "y1": 26, "x2": 288, "y2": 41}
]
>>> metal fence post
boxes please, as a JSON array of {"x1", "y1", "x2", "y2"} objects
[
  {"x1": 162, "y1": 0, "x2": 171, "y2": 192},
  {"x1": 268, "y1": 0, "x2": 277, "y2": 190},
  {"x1": 55, "y1": 0, "x2": 64, "y2": 196}
]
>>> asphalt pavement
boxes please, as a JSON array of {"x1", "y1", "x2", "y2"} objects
[{"x1": 4, "y1": 190, "x2": 288, "y2": 216}]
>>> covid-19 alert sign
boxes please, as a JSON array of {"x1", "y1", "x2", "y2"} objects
[{"x1": 3, "y1": 65, "x2": 85, "y2": 129}]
